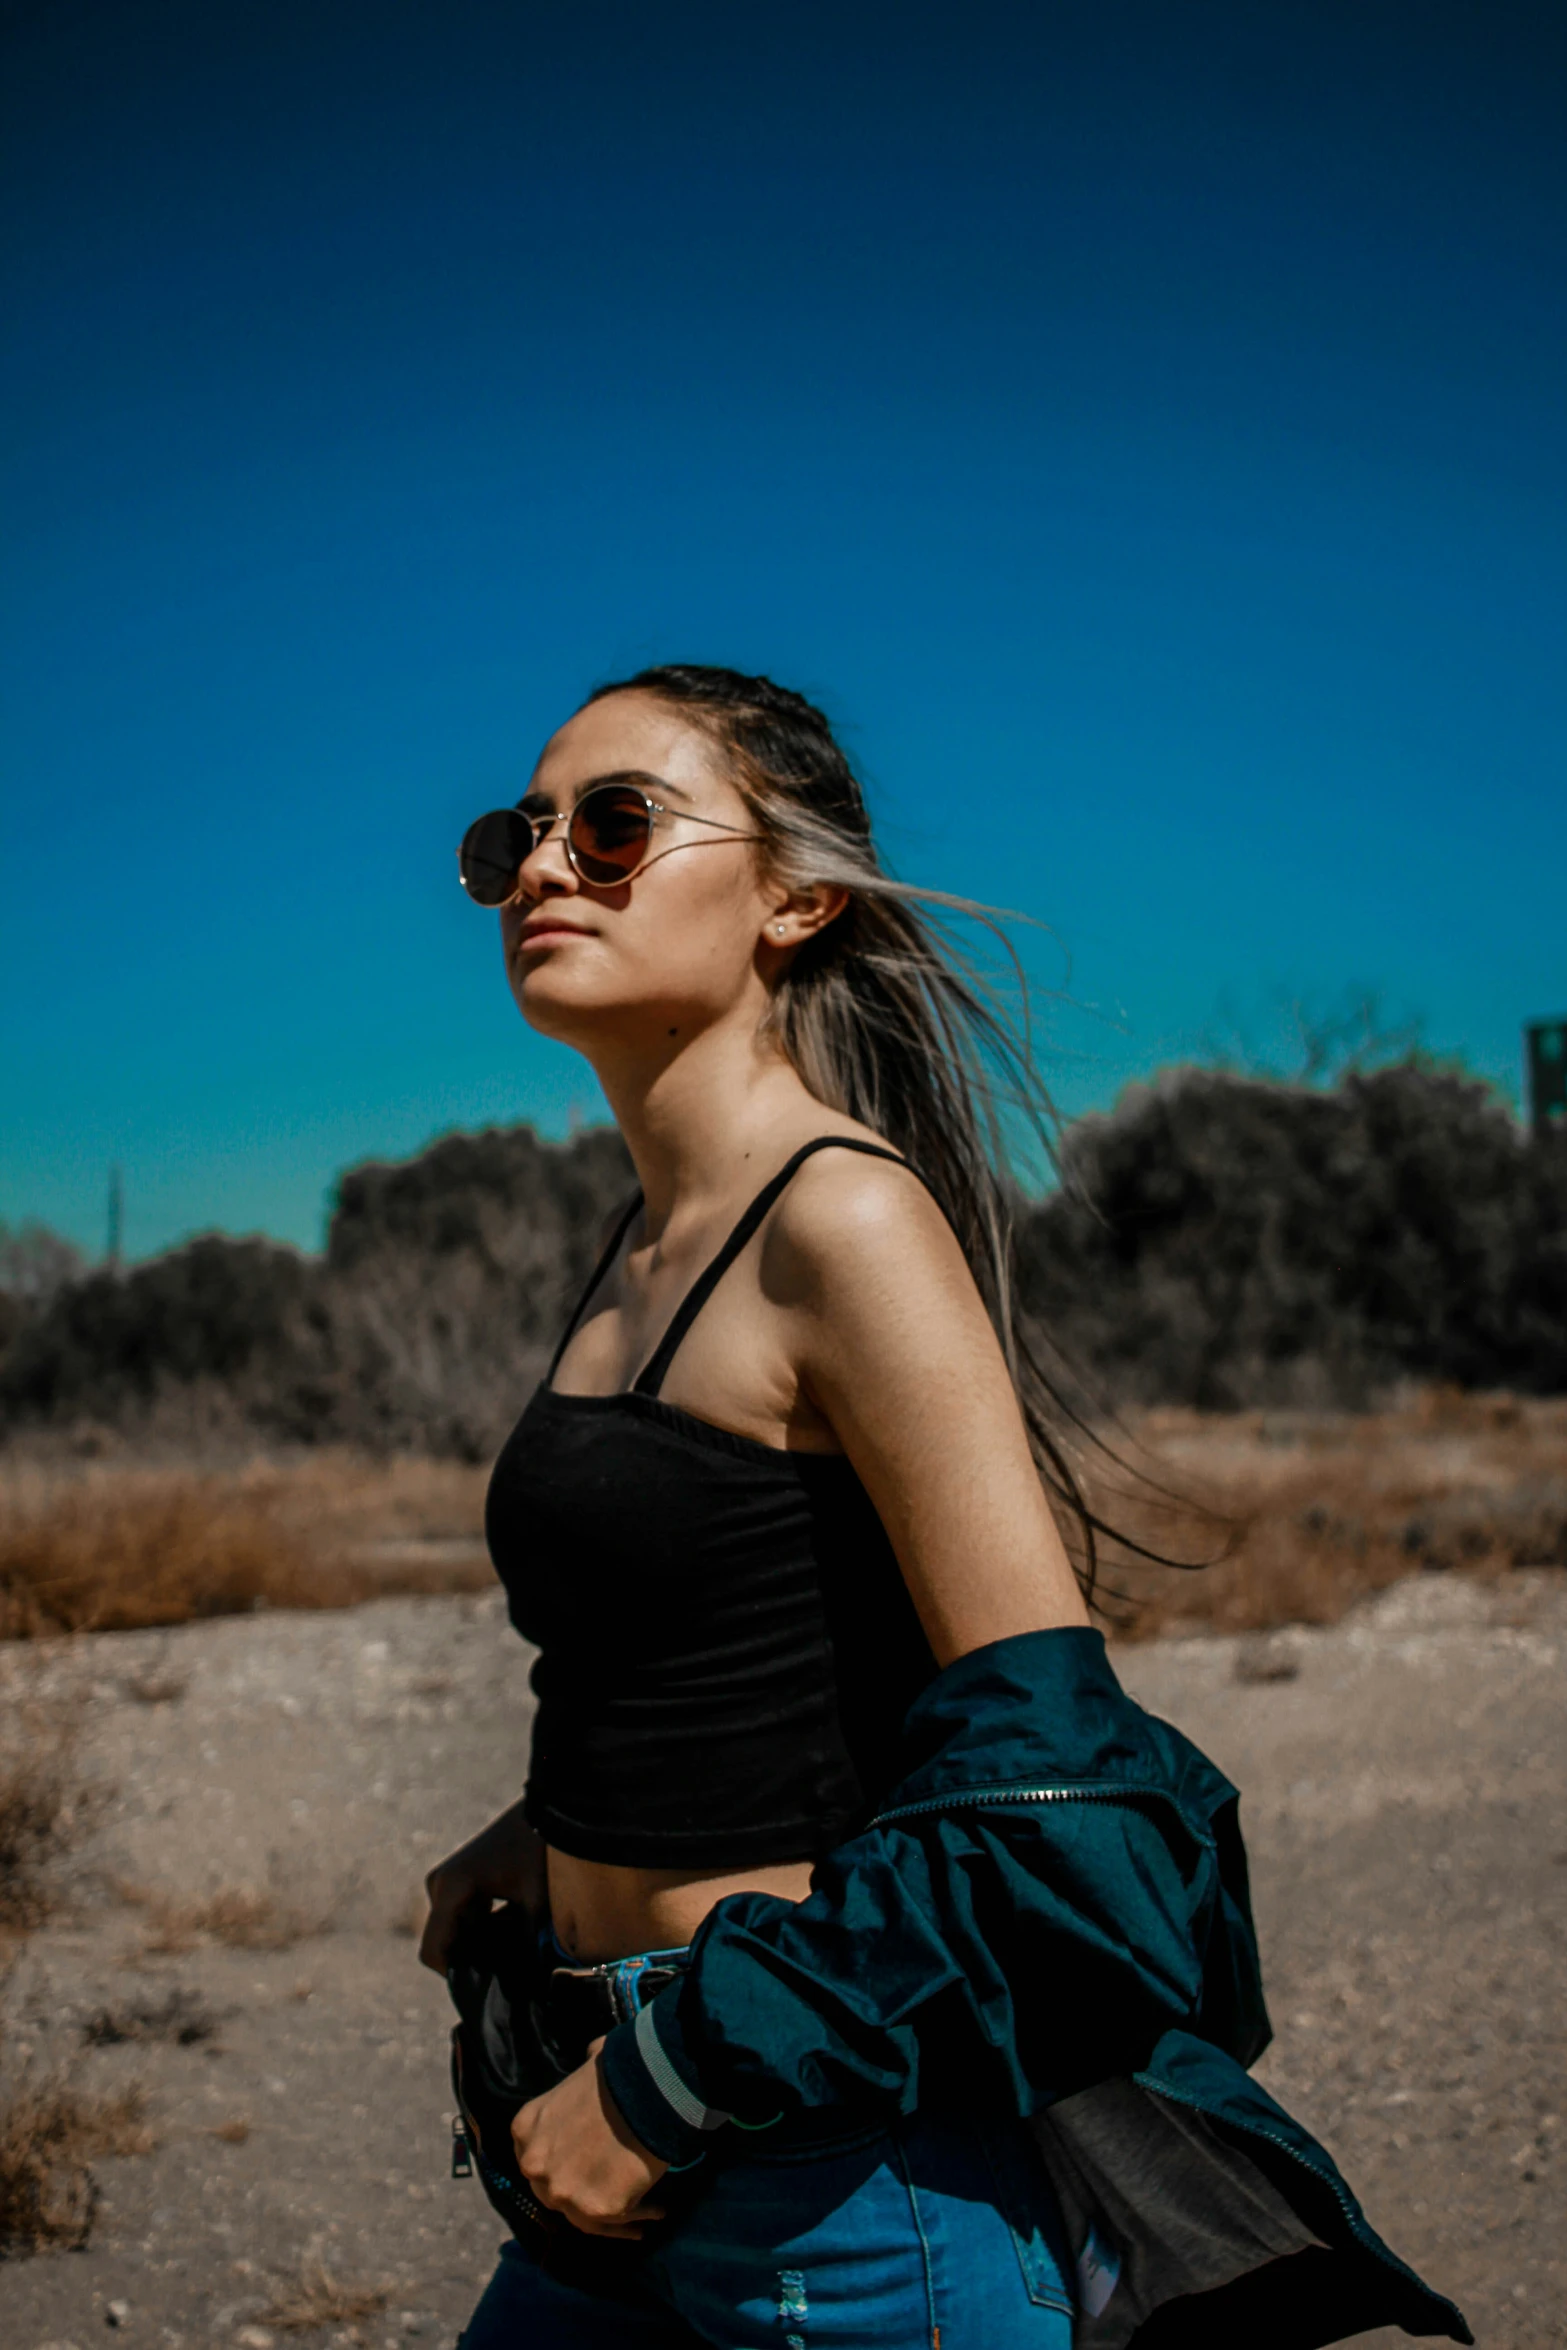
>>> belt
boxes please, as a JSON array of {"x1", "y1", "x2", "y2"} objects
[
  {"x1": 532, "y1": 1935, "x2": 884, "y2": 2168},
  {"x1": 533, "y1": 1942, "x2": 690, "y2": 2079}
]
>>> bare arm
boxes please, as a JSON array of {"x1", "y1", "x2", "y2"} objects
[{"x1": 775, "y1": 1152, "x2": 1088, "y2": 1662}]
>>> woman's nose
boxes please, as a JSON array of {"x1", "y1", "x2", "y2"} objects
[{"x1": 516, "y1": 814, "x2": 576, "y2": 896}]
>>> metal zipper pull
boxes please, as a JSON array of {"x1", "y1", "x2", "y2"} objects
[{"x1": 451, "y1": 2115, "x2": 473, "y2": 2178}]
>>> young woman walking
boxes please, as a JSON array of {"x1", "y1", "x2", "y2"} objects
[{"x1": 423, "y1": 667, "x2": 1466, "y2": 2349}]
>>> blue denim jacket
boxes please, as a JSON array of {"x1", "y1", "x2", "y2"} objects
[{"x1": 602, "y1": 1627, "x2": 1470, "y2": 2348}]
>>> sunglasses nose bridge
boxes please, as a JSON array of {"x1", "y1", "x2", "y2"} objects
[{"x1": 514, "y1": 808, "x2": 580, "y2": 894}]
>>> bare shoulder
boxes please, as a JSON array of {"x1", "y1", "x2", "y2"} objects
[
  {"x1": 764, "y1": 1135, "x2": 1088, "y2": 1648},
  {"x1": 764, "y1": 1140, "x2": 973, "y2": 1304}
]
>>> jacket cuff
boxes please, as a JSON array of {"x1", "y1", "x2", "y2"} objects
[{"x1": 599, "y1": 1988, "x2": 732, "y2": 2169}]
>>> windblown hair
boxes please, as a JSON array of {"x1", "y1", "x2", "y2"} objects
[{"x1": 583, "y1": 662, "x2": 1143, "y2": 1608}]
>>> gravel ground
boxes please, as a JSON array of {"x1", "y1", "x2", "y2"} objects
[{"x1": 0, "y1": 1569, "x2": 1560, "y2": 2350}]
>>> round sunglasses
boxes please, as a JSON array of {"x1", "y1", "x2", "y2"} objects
[{"x1": 457, "y1": 778, "x2": 759, "y2": 904}]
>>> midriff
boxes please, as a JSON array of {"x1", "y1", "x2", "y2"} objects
[{"x1": 547, "y1": 1845, "x2": 813, "y2": 1963}]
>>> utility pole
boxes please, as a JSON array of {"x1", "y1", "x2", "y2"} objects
[
  {"x1": 107, "y1": 1165, "x2": 123, "y2": 1266},
  {"x1": 1525, "y1": 1020, "x2": 1567, "y2": 1139}
]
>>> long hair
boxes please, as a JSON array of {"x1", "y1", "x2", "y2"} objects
[{"x1": 583, "y1": 662, "x2": 1152, "y2": 1609}]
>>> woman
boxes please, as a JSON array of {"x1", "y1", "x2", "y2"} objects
[{"x1": 423, "y1": 667, "x2": 1467, "y2": 2350}]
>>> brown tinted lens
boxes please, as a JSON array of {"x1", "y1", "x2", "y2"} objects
[
  {"x1": 569, "y1": 784, "x2": 653, "y2": 883},
  {"x1": 458, "y1": 809, "x2": 535, "y2": 904}
]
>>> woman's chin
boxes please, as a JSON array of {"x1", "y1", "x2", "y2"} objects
[{"x1": 515, "y1": 972, "x2": 617, "y2": 1046}]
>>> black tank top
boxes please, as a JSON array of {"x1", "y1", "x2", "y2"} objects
[{"x1": 484, "y1": 1138, "x2": 938, "y2": 1869}]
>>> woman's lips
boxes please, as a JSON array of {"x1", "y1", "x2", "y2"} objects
[{"x1": 517, "y1": 924, "x2": 589, "y2": 951}]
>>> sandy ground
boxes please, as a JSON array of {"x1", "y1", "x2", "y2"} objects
[{"x1": 0, "y1": 1568, "x2": 1561, "y2": 2350}]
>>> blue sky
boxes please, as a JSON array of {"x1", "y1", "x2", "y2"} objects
[{"x1": 3, "y1": 0, "x2": 1563, "y2": 1261}]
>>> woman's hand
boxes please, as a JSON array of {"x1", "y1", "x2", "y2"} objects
[
  {"x1": 511, "y1": 2038, "x2": 670, "y2": 2238},
  {"x1": 418, "y1": 1797, "x2": 546, "y2": 1975}
]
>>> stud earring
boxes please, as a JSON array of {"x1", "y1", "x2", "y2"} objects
[{"x1": 774, "y1": 922, "x2": 787, "y2": 936}]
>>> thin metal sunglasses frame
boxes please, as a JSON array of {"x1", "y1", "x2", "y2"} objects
[{"x1": 457, "y1": 778, "x2": 762, "y2": 902}]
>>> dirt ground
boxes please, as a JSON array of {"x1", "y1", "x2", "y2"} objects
[{"x1": 0, "y1": 1566, "x2": 1560, "y2": 2350}]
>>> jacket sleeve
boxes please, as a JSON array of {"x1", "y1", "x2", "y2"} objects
[{"x1": 600, "y1": 1629, "x2": 1253, "y2": 2168}]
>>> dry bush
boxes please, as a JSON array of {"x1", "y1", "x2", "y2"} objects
[
  {"x1": 123, "y1": 1669, "x2": 188, "y2": 1704},
  {"x1": 8, "y1": 1087, "x2": 1564, "y2": 1451},
  {"x1": 258, "y1": 2246, "x2": 390, "y2": 2331},
  {"x1": 1021, "y1": 1064, "x2": 1567, "y2": 1408},
  {"x1": 68, "y1": 2080, "x2": 154, "y2": 2157},
  {"x1": 81, "y1": 1986, "x2": 219, "y2": 2046},
  {"x1": 0, "y1": 1686, "x2": 140, "y2": 2256},
  {"x1": 0, "y1": 2061, "x2": 154, "y2": 2257},
  {"x1": 0, "y1": 1472, "x2": 336, "y2": 1637},
  {"x1": 0, "y1": 1123, "x2": 633, "y2": 1457},
  {"x1": 264, "y1": 1448, "x2": 490, "y2": 1547},
  {"x1": 123, "y1": 1879, "x2": 335, "y2": 1957},
  {"x1": 0, "y1": 1452, "x2": 493, "y2": 1639},
  {"x1": 0, "y1": 2070, "x2": 96, "y2": 2255},
  {"x1": 4, "y1": 1394, "x2": 1557, "y2": 1654},
  {"x1": 1104, "y1": 1390, "x2": 1567, "y2": 1638},
  {"x1": 0, "y1": 1702, "x2": 101, "y2": 1931},
  {"x1": 210, "y1": 2113, "x2": 250, "y2": 2143}
]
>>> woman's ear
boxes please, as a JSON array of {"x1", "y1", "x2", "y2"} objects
[{"x1": 764, "y1": 885, "x2": 849, "y2": 950}]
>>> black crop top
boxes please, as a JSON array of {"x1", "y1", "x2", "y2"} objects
[{"x1": 484, "y1": 1138, "x2": 938, "y2": 1869}]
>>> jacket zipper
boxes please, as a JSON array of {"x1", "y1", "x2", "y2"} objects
[
  {"x1": 1133, "y1": 2070, "x2": 1469, "y2": 2328},
  {"x1": 450, "y1": 2027, "x2": 557, "y2": 2233},
  {"x1": 873, "y1": 1782, "x2": 1211, "y2": 1845}
]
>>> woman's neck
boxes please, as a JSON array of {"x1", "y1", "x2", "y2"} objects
[{"x1": 589, "y1": 1016, "x2": 824, "y2": 1239}]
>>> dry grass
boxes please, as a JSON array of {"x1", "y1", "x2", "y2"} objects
[
  {"x1": 66, "y1": 2080, "x2": 155, "y2": 2157},
  {"x1": 0, "y1": 1400, "x2": 1560, "y2": 1649},
  {"x1": 0, "y1": 1701, "x2": 102, "y2": 1932},
  {"x1": 0, "y1": 1473, "x2": 335, "y2": 1637},
  {"x1": 123, "y1": 1669, "x2": 188, "y2": 1704},
  {"x1": 0, "y1": 1663, "x2": 159, "y2": 2262},
  {"x1": 210, "y1": 2114, "x2": 251, "y2": 2143},
  {"x1": 1104, "y1": 1389, "x2": 1567, "y2": 1638},
  {"x1": 0, "y1": 1682, "x2": 148, "y2": 2256},
  {"x1": 257, "y1": 2247, "x2": 390, "y2": 2331},
  {"x1": 81, "y1": 1987, "x2": 219, "y2": 2047},
  {"x1": 0, "y1": 1450, "x2": 492, "y2": 1637},
  {"x1": 120, "y1": 1877, "x2": 339, "y2": 1957},
  {"x1": 0, "y1": 2064, "x2": 155, "y2": 2256}
]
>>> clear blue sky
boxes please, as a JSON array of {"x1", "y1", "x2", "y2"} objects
[{"x1": 3, "y1": 0, "x2": 1563, "y2": 1262}]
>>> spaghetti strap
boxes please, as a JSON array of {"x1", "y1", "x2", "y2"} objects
[
  {"x1": 631, "y1": 1137, "x2": 909, "y2": 1399},
  {"x1": 544, "y1": 1191, "x2": 645, "y2": 1385}
]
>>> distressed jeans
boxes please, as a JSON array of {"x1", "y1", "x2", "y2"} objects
[{"x1": 459, "y1": 2106, "x2": 1076, "y2": 2349}]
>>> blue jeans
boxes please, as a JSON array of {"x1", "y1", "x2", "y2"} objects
[
  {"x1": 461, "y1": 2113, "x2": 1076, "y2": 2349},
  {"x1": 459, "y1": 1935, "x2": 1074, "y2": 2349},
  {"x1": 460, "y1": 1936, "x2": 1071, "y2": 2340}
]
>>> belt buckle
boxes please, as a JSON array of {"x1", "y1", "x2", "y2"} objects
[
  {"x1": 547, "y1": 1961, "x2": 623, "y2": 2047},
  {"x1": 546, "y1": 1953, "x2": 688, "y2": 2061},
  {"x1": 633, "y1": 1963, "x2": 682, "y2": 2009}
]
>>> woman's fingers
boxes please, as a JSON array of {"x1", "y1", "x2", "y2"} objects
[
  {"x1": 415, "y1": 1806, "x2": 542, "y2": 1974},
  {"x1": 416, "y1": 1876, "x2": 488, "y2": 1974},
  {"x1": 511, "y1": 2063, "x2": 669, "y2": 2235},
  {"x1": 517, "y1": 2156, "x2": 663, "y2": 2230},
  {"x1": 542, "y1": 2196, "x2": 666, "y2": 2239},
  {"x1": 544, "y1": 2202, "x2": 667, "y2": 2238},
  {"x1": 416, "y1": 1888, "x2": 459, "y2": 1974},
  {"x1": 416, "y1": 1903, "x2": 450, "y2": 1974}
]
